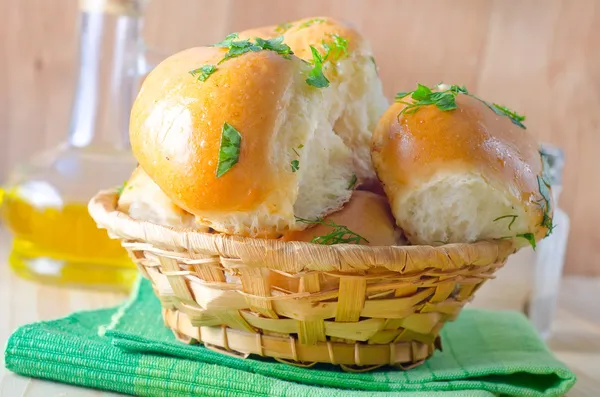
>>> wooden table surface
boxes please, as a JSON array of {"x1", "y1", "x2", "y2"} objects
[{"x1": 0, "y1": 230, "x2": 598, "y2": 396}]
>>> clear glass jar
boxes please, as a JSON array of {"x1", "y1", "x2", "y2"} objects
[
  {"x1": 0, "y1": 0, "x2": 153, "y2": 291},
  {"x1": 470, "y1": 143, "x2": 569, "y2": 339},
  {"x1": 527, "y1": 144, "x2": 569, "y2": 338}
]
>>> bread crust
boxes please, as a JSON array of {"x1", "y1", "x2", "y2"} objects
[
  {"x1": 372, "y1": 93, "x2": 552, "y2": 242},
  {"x1": 130, "y1": 47, "x2": 301, "y2": 214},
  {"x1": 281, "y1": 191, "x2": 400, "y2": 246}
]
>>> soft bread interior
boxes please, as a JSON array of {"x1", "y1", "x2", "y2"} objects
[
  {"x1": 294, "y1": 113, "x2": 354, "y2": 222},
  {"x1": 394, "y1": 173, "x2": 531, "y2": 244},
  {"x1": 328, "y1": 55, "x2": 388, "y2": 182},
  {"x1": 118, "y1": 168, "x2": 200, "y2": 229}
]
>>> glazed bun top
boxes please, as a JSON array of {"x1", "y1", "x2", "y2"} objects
[
  {"x1": 281, "y1": 190, "x2": 402, "y2": 246},
  {"x1": 372, "y1": 87, "x2": 552, "y2": 245},
  {"x1": 130, "y1": 42, "x2": 356, "y2": 237}
]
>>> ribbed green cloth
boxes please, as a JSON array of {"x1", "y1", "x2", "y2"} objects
[{"x1": 4, "y1": 278, "x2": 576, "y2": 397}]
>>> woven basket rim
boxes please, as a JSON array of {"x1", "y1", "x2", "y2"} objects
[{"x1": 89, "y1": 189, "x2": 516, "y2": 274}]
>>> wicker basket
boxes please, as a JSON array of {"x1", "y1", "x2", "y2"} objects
[{"x1": 89, "y1": 189, "x2": 516, "y2": 371}]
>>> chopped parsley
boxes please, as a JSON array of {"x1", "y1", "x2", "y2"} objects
[
  {"x1": 216, "y1": 123, "x2": 242, "y2": 178},
  {"x1": 305, "y1": 34, "x2": 350, "y2": 88},
  {"x1": 487, "y1": 103, "x2": 526, "y2": 129},
  {"x1": 395, "y1": 83, "x2": 526, "y2": 129},
  {"x1": 323, "y1": 34, "x2": 349, "y2": 62},
  {"x1": 214, "y1": 32, "x2": 241, "y2": 48},
  {"x1": 291, "y1": 159, "x2": 300, "y2": 172},
  {"x1": 493, "y1": 214, "x2": 518, "y2": 231},
  {"x1": 306, "y1": 45, "x2": 329, "y2": 88},
  {"x1": 116, "y1": 181, "x2": 127, "y2": 196},
  {"x1": 395, "y1": 83, "x2": 464, "y2": 116},
  {"x1": 295, "y1": 217, "x2": 369, "y2": 245},
  {"x1": 347, "y1": 174, "x2": 358, "y2": 190},
  {"x1": 275, "y1": 22, "x2": 293, "y2": 34},
  {"x1": 291, "y1": 144, "x2": 303, "y2": 172},
  {"x1": 370, "y1": 56, "x2": 378, "y2": 75},
  {"x1": 537, "y1": 150, "x2": 554, "y2": 235},
  {"x1": 189, "y1": 65, "x2": 217, "y2": 82},
  {"x1": 299, "y1": 18, "x2": 327, "y2": 29},
  {"x1": 217, "y1": 34, "x2": 292, "y2": 64},
  {"x1": 517, "y1": 233, "x2": 537, "y2": 250},
  {"x1": 537, "y1": 175, "x2": 554, "y2": 235},
  {"x1": 254, "y1": 36, "x2": 293, "y2": 58},
  {"x1": 190, "y1": 33, "x2": 293, "y2": 81}
]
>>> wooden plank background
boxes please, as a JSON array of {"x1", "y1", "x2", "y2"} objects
[{"x1": 0, "y1": 0, "x2": 599, "y2": 274}]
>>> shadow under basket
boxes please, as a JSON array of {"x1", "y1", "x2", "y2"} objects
[{"x1": 89, "y1": 190, "x2": 517, "y2": 371}]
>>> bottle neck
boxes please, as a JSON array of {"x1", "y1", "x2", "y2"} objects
[{"x1": 68, "y1": 6, "x2": 144, "y2": 150}]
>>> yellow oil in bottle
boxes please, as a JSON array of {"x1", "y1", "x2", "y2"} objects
[{"x1": 1, "y1": 189, "x2": 136, "y2": 291}]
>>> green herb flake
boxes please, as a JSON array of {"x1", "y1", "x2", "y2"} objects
[
  {"x1": 395, "y1": 83, "x2": 527, "y2": 129},
  {"x1": 295, "y1": 217, "x2": 369, "y2": 245},
  {"x1": 274, "y1": 22, "x2": 293, "y2": 34},
  {"x1": 411, "y1": 84, "x2": 433, "y2": 101},
  {"x1": 517, "y1": 232, "x2": 537, "y2": 250},
  {"x1": 189, "y1": 65, "x2": 217, "y2": 82},
  {"x1": 299, "y1": 18, "x2": 327, "y2": 29},
  {"x1": 395, "y1": 83, "x2": 461, "y2": 116},
  {"x1": 347, "y1": 174, "x2": 358, "y2": 190},
  {"x1": 304, "y1": 34, "x2": 349, "y2": 88},
  {"x1": 537, "y1": 176, "x2": 552, "y2": 210},
  {"x1": 323, "y1": 34, "x2": 349, "y2": 62},
  {"x1": 490, "y1": 103, "x2": 526, "y2": 129},
  {"x1": 536, "y1": 174, "x2": 554, "y2": 236},
  {"x1": 291, "y1": 159, "x2": 300, "y2": 172},
  {"x1": 449, "y1": 85, "x2": 468, "y2": 95},
  {"x1": 395, "y1": 92, "x2": 410, "y2": 101},
  {"x1": 216, "y1": 122, "x2": 242, "y2": 178},
  {"x1": 254, "y1": 36, "x2": 293, "y2": 59},
  {"x1": 537, "y1": 149, "x2": 554, "y2": 235},
  {"x1": 298, "y1": 144, "x2": 304, "y2": 149},
  {"x1": 116, "y1": 181, "x2": 127, "y2": 196},
  {"x1": 493, "y1": 214, "x2": 518, "y2": 231},
  {"x1": 213, "y1": 33, "x2": 241, "y2": 48},
  {"x1": 194, "y1": 34, "x2": 294, "y2": 81},
  {"x1": 370, "y1": 56, "x2": 378, "y2": 75},
  {"x1": 306, "y1": 45, "x2": 330, "y2": 88},
  {"x1": 219, "y1": 40, "x2": 261, "y2": 64}
]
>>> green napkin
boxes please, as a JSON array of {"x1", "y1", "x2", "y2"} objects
[{"x1": 4, "y1": 278, "x2": 576, "y2": 397}]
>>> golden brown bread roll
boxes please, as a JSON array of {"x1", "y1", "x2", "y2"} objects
[
  {"x1": 117, "y1": 167, "x2": 199, "y2": 229},
  {"x1": 371, "y1": 88, "x2": 552, "y2": 246},
  {"x1": 281, "y1": 191, "x2": 403, "y2": 246},
  {"x1": 130, "y1": 44, "x2": 356, "y2": 237},
  {"x1": 239, "y1": 17, "x2": 388, "y2": 184}
]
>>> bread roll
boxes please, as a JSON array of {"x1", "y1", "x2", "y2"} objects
[
  {"x1": 240, "y1": 17, "x2": 388, "y2": 184},
  {"x1": 371, "y1": 92, "x2": 552, "y2": 245},
  {"x1": 130, "y1": 46, "x2": 354, "y2": 237},
  {"x1": 281, "y1": 191, "x2": 403, "y2": 246},
  {"x1": 117, "y1": 167, "x2": 199, "y2": 229}
]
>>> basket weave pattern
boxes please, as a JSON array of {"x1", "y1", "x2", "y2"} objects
[{"x1": 89, "y1": 190, "x2": 515, "y2": 370}]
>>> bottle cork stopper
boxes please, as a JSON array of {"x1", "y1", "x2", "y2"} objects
[{"x1": 79, "y1": 0, "x2": 147, "y2": 16}]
